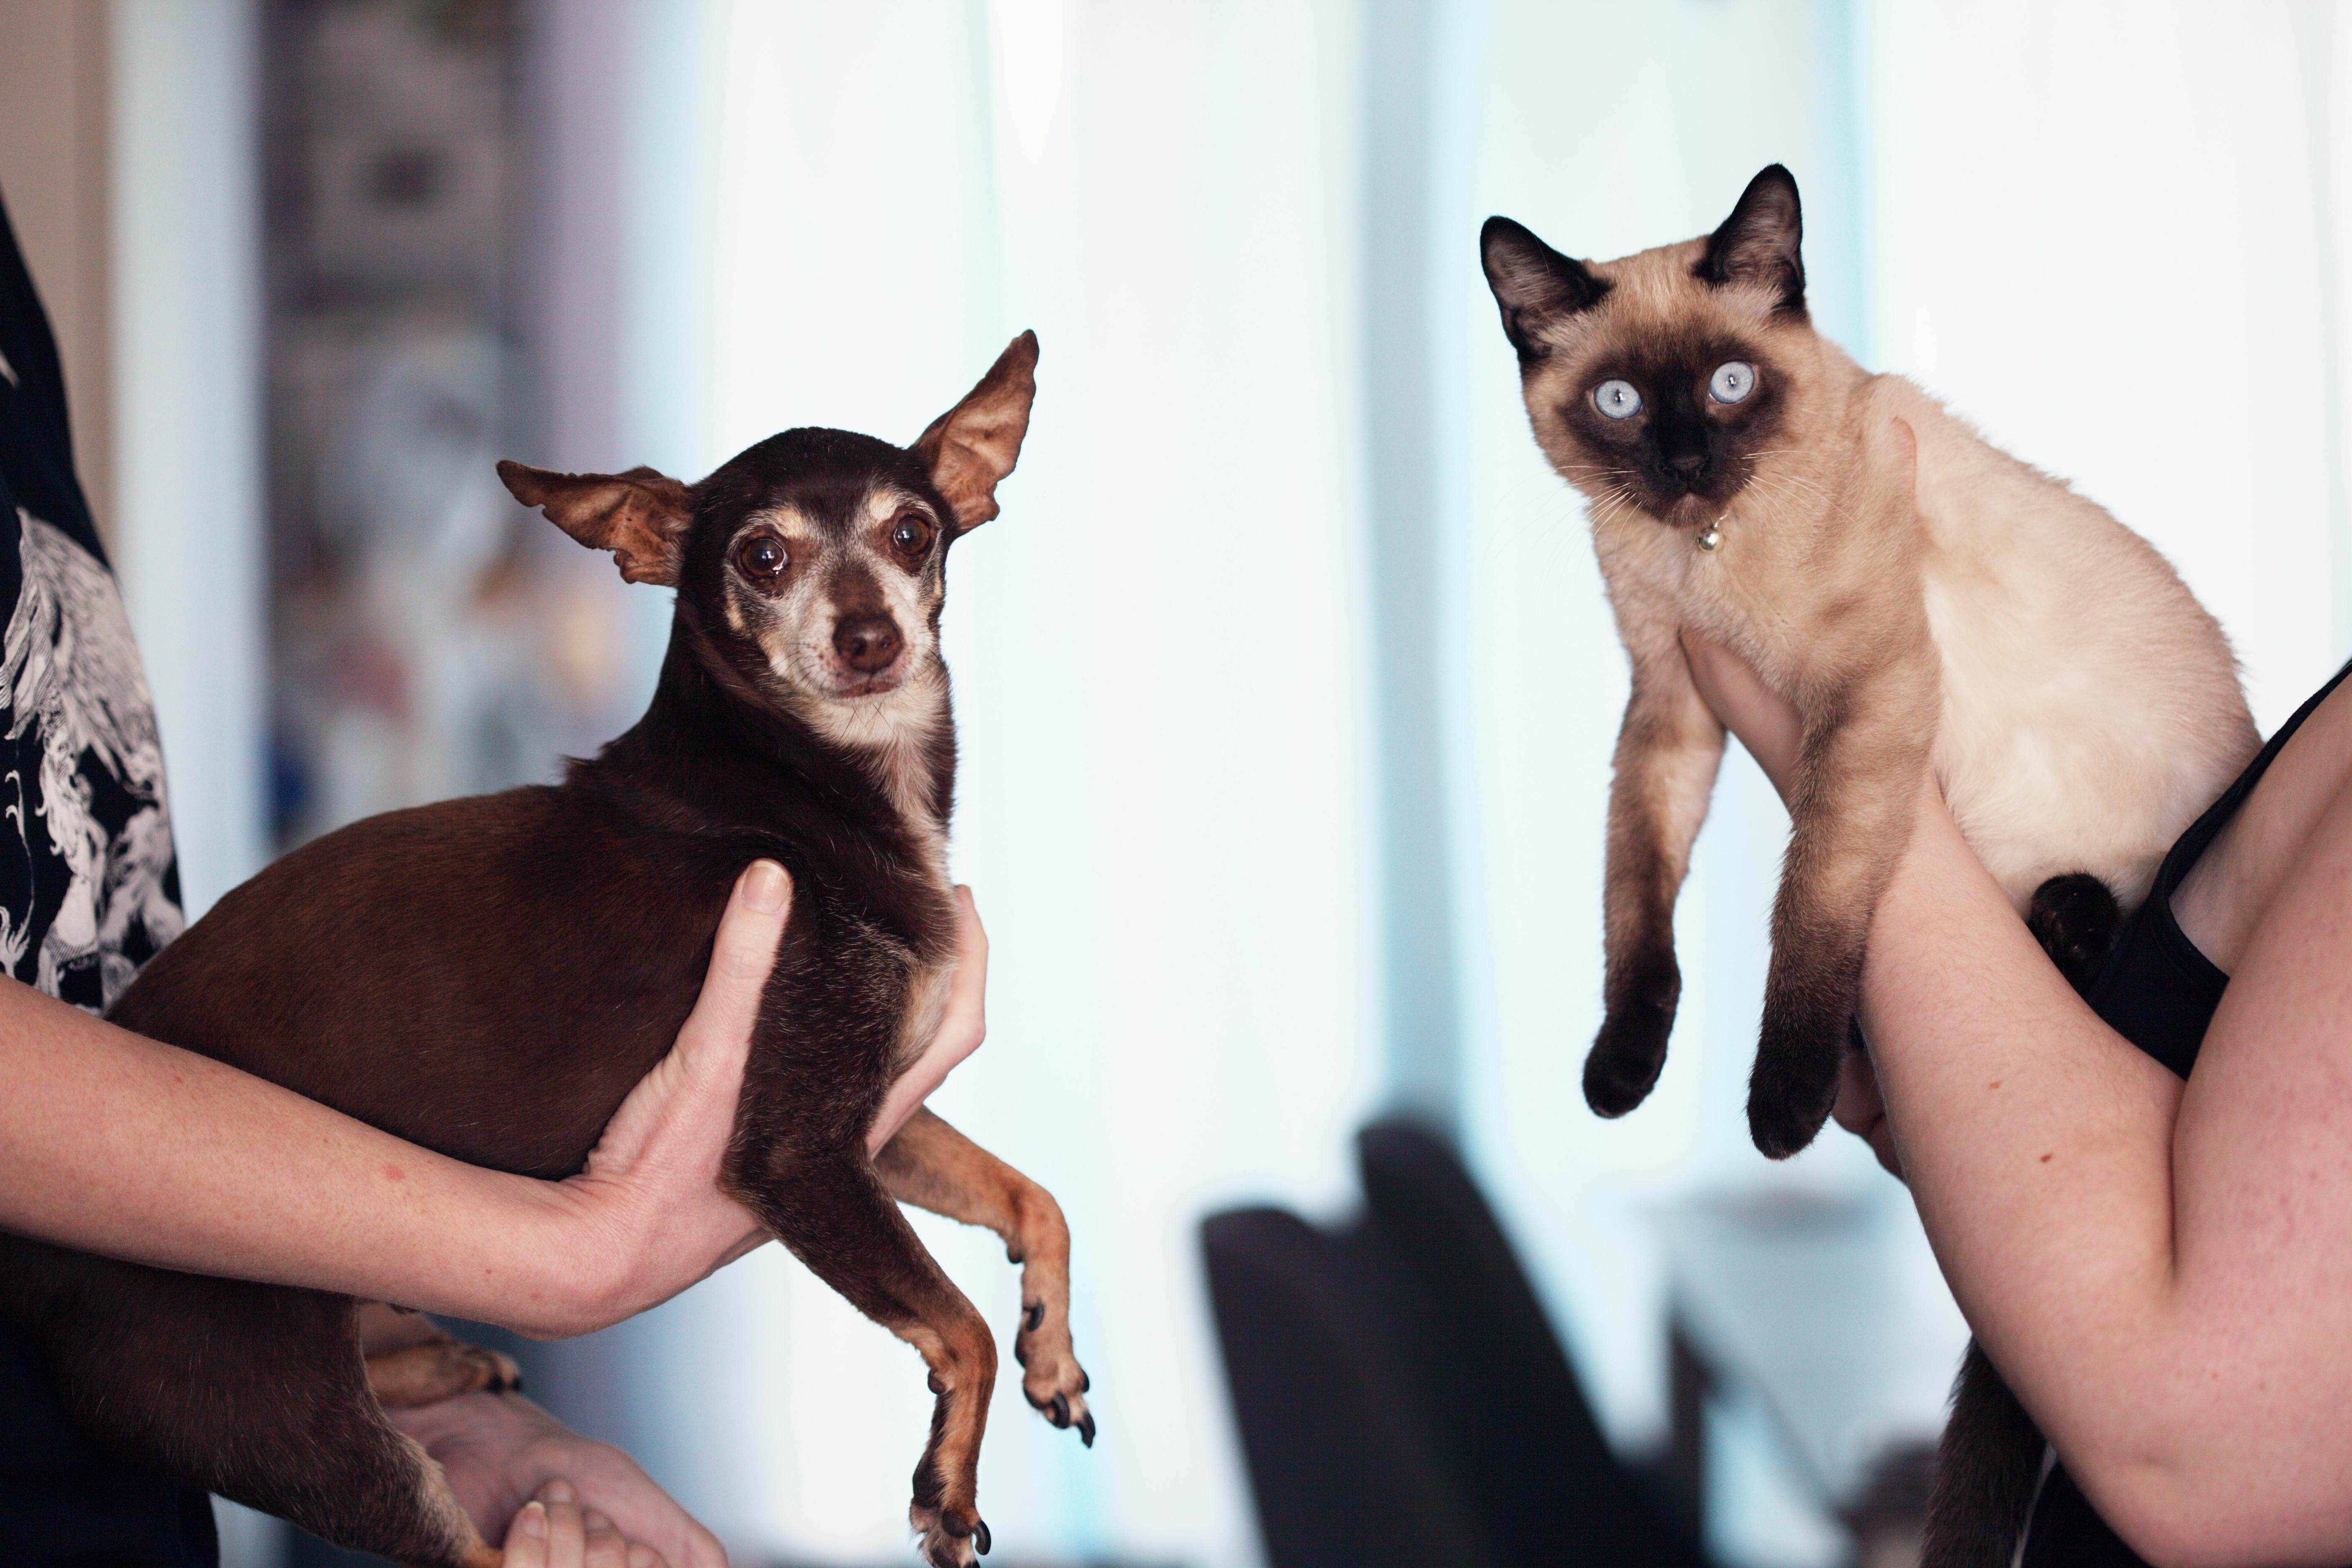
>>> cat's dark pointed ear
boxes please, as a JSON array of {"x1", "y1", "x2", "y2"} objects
[
  {"x1": 1698, "y1": 165, "x2": 1805, "y2": 316},
  {"x1": 1481, "y1": 217, "x2": 1609, "y2": 366},
  {"x1": 913, "y1": 330, "x2": 1038, "y2": 533},
  {"x1": 497, "y1": 460, "x2": 692, "y2": 586}
]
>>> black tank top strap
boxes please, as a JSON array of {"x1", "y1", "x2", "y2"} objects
[{"x1": 2082, "y1": 657, "x2": 2352, "y2": 1077}]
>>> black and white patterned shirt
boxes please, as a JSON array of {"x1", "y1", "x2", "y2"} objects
[
  {"x1": 0, "y1": 217, "x2": 182, "y2": 1011},
  {"x1": 0, "y1": 190, "x2": 212, "y2": 1565}
]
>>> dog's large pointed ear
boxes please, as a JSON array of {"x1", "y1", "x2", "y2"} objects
[
  {"x1": 913, "y1": 331, "x2": 1037, "y2": 533},
  {"x1": 1480, "y1": 217, "x2": 1608, "y2": 367},
  {"x1": 496, "y1": 461, "x2": 692, "y2": 586},
  {"x1": 1697, "y1": 165, "x2": 1805, "y2": 316}
]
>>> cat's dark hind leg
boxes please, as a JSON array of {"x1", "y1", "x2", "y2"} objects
[
  {"x1": 1922, "y1": 1339, "x2": 2048, "y2": 1568},
  {"x1": 2027, "y1": 872, "x2": 2121, "y2": 992}
]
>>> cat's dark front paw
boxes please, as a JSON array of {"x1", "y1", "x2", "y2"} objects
[
  {"x1": 1586, "y1": 958, "x2": 1681, "y2": 1117},
  {"x1": 2027, "y1": 872, "x2": 2120, "y2": 994},
  {"x1": 1746, "y1": 1008, "x2": 1848, "y2": 1159}
]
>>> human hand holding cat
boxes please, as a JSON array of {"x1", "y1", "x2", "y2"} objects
[{"x1": 1678, "y1": 627, "x2": 1800, "y2": 799}]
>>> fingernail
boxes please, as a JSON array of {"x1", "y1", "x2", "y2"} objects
[
  {"x1": 584, "y1": 1510, "x2": 613, "y2": 1532},
  {"x1": 744, "y1": 859, "x2": 788, "y2": 913},
  {"x1": 543, "y1": 1479, "x2": 577, "y2": 1505},
  {"x1": 520, "y1": 1502, "x2": 548, "y2": 1539}
]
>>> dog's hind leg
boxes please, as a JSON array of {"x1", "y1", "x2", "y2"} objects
[
  {"x1": 361, "y1": 1305, "x2": 526, "y2": 1409},
  {"x1": 876, "y1": 1108, "x2": 1092, "y2": 1444},
  {"x1": 735, "y1": 1145, "x2": 997, "y2": 1568},
  {"x1": 15, "y1": 1243, "x2": 497, "y2": 1568}
]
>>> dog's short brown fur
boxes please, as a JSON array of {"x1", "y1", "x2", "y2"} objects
[{"x1": 0, "y1": 333, "x2": 1088, "y2": 1568}]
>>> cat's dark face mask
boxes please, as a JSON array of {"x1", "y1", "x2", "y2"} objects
[
  {"x1": 1549, "y1": 331, "x2": 1790, "y2": 519},
  {"x1": 1481, "y1": 165, "x2": 1809, "y2": 529}
]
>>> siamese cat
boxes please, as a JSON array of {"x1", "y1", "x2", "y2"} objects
[{"x1": 1480, "y1": 165, "x2": 2257, "y2": 1565}]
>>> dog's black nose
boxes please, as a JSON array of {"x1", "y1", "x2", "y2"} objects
[{"x1": 834, "y1": 614, "x2": 903, "y2": 673}]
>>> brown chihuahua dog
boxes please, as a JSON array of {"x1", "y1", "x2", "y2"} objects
[{"x1": 0, "y1": 333, "x2": 1088, "y2": 1568}]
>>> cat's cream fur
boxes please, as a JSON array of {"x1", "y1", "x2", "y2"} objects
[
  {"x1": 1484, "y1": 165, "x2": 2254, "y2": 1160},
  {"x1": 1483, "y1": 164, "x2": 2258, "y2": 1568}
]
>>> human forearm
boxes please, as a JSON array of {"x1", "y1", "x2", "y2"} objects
[
  {"x1": 1686, "y1": 632, "x2": 2352, "y2": 1558},
  {"x1": 0, "y1": 979, "x2": 626, "y2": 1330},
  {"x1": 1859, "y1": 785, "x2": 2352, "y2": 1562},
  {"x1": 0, "y1": 862, "x2": 818, "y2": 1338},
  {"x1": 2, "y1": 859, "x2": 991, "y2": 1342},
  {"x1": 1859, "y1": 786, "x2": 2189, "y2": 1444}
]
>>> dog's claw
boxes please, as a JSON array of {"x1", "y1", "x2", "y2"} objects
[
  {"x1": 1023, "y1": 1300, "x2": 1044, "y2": 1333},
  {"x1": 1079, "y1": 1369, "x2": 1090, "y2": 1393},
  {"x1": 1049, "y1": 1391, "x2": 1070, "y2": 1428},
  {"x1": 973, "y1": 1520, "x2": 991, "y2": 1556},
  {"x1": 1077, "y1": 1410, "x2": 1096, "y2": 1448}
]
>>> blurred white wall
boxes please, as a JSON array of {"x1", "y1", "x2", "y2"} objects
[
  {"x1": 110, "y1": 0, "x2": 268, "y2": 921},
  {"x1": 1855, "y1": 0, "x2": 2352, "y2": 734}
]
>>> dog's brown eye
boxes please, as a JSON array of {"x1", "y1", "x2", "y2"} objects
[
  {"x1": 735, "y1": 532, "x2": 788, "y2": 581},
  {"x1": 890, "y1": 516, "x2": 934, "y2": 557}
]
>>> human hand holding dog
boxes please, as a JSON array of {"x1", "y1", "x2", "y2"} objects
[
  {"x1": 547, "y1": 865, "x2": 993, "y2": 1334},
  {"x1": 389, "y1": 1396, "x2": 723, "y2": 1568},
  {"x1": 541, "y1": 860, "x2": 793, "y2": 1333},
  {"x1": 0, "y1": 857, "x2": 993, "y2": 1339}
]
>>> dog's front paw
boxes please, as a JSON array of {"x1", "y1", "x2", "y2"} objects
[
  {"x1": 910, "y1": 1502, "x2": 989, "y2": 1567},
  {"x1": 1586, "y1": 958, "x2": 1681, "y2": 1117},
  {"x1": 1014, "y1": 1296, "x2": 1094, "y2": 1447}
]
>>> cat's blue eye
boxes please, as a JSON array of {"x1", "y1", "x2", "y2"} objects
[
  {"x1": 1709, "y1": 361, "x2": 1756, "y2": 405},
  {"x1": 1593, "y1": 379, "x2": 1642, "y2": 420}
]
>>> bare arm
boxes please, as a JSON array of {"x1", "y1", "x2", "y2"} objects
[
  {"x1": 0, "y1": 864, "x2": 992, "y2": 1341},
  {"x1": 1688, "y1": 631, "x2": 2352, "y2": 1565}
]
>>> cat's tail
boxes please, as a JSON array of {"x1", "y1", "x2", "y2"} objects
[{"x1": 1922, "y1": 1337, "x2": 2048, "y2": 1568}]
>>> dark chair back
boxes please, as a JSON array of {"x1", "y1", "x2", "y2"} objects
[
  {"x1": 1356, "y1": 1120, "x2": 1707, "y2": 1567},
  {"x1": 1202, "y1": 1119, "x2": 1711, "y2": 1568},
  {"x1": 1201, "y1": 1204, "x2": 1508, "y2": 1568}
]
